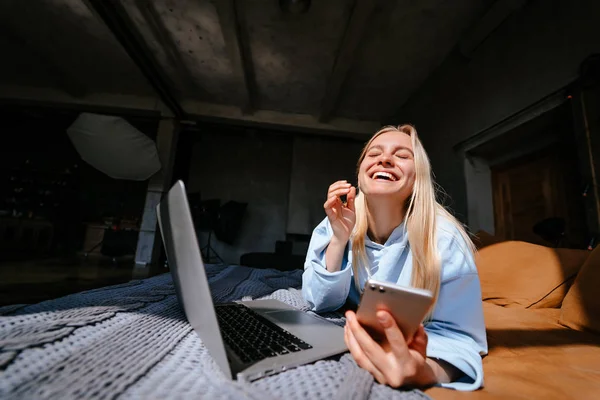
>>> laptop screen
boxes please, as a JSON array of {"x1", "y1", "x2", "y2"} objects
[{"x1": 157, "y1": 180, "x2": 233, "y2": 379}]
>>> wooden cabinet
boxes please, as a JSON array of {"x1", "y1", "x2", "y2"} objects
[{"x1": 492, "y1": 145, "x2": 588, "y2": 247}]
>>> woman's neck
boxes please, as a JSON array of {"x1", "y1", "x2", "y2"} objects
[{"x1": 366, "y1": 197, "x2": 406, "y2": 244}]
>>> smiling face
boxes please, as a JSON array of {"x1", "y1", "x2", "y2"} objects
[{"x1": 357, "y1": 129, "x2": 416, "y2": 202}]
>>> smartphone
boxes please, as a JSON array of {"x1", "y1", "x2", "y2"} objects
[{"x1": 356, "y1": 279, "x2": 434, "y2": 341}]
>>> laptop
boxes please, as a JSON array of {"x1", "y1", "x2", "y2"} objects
[{"x1": 156, "y1": 180, "x2": 348, "y2": 381}]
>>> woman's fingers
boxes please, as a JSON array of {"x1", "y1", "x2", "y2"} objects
[
  {"x1": 323, "y1": 194, "x2": 342, "y2": 215},
  {"x1": 407, "y1": 324, "x2": 428, "y2": 358},
  {"x1": 346, "y1": 186, "x2": 357, "y2": 211},
  {"x1": 324, "y1": 181, "x2": 355, "y2": 227},
  {"x1": 323, "y1": 194, "x2": 340, "y2": 209},
  {"x1": 327, "y1": 187, "x2": 352, "y2": 201},
  {"x1": 377, "y1": 310, "x2": 415, "y2": 365},
  {"x1": 345, "y1": 312, "x2": 387, "y2": 366},
  {"x1": 323, "y1": 197, "x2": 339, "y2": 219},
  {"x1": 345, "y1": 324, "x2": 387, "y2": 384},
  {"x1": 324, "y1": 185, "x2": 353, "y2": 214},
  {"x1": 328, "y1": 180, "x2": 352, "y2": 194},
  {"x1": 328, "y1": 183, "x2": 351, "y2": 200}
]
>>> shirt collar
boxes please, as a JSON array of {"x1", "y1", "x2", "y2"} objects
[{"x1": 364, "y1": 220, "x2": 407, "y2": 249}]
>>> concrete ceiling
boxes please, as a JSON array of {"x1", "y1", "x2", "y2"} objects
[
  {"x1": 0, "y1": 0, "x2": 501, "y2": 135},
  {"x1": 0, "y1": 0, "x2": 153, "y2": 96}
]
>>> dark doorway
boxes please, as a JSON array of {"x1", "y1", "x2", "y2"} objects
[{"x1": 489, "y1": 103, "x2": 588, "y2": 248}]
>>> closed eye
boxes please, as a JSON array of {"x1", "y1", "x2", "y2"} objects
[{"x1": 395, "y1": 152, "x2": 412, "y2": 159}]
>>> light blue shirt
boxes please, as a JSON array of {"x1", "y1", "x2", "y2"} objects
[{"x1": 302, "y1": 215, "x2": 488, "y2": 391}]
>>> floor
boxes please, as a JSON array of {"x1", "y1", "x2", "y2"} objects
[{"x1": 0, "y1": 254, "x2": 138, "y2": 306}]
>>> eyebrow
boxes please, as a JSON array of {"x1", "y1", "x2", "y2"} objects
[{"x1": 368, "y1": 144, "x2": 414, "y2": 156}]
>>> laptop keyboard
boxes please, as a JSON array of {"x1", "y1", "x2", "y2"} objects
[{"x1": 215, "y1": 303, "x2": 313, "y2": 364}]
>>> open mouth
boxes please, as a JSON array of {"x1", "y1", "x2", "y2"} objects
[{"x1": 371, "y1": 171, "x2": 398, "y2": 181}]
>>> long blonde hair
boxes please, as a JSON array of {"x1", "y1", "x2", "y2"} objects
[{"x1": 351, "y1": 125, "x2": 475, "y2": 312}]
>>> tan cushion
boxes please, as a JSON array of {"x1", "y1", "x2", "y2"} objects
[
  {"x1": 427, "y1": 303, "x2": 600, "y2": 400},
  {"x1": 427, "y1": 342, "x2": 600, "y2": 400},
  {"x1": 560, "y1": 245, "x2": 600, "y2": 334},
  {"x1": 472, "y1": 230, "x2": 505, "y2": 250},
  {"x1": 476, "y1": 241, "x2": 589, "y2": 309}
]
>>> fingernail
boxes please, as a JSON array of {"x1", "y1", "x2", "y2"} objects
[
  {"x1": 346, "y1": 313, "x2": 354, "y2": 323},
  {"x1": 377, "y1": 312, "x2": 387, "y2": 323}
]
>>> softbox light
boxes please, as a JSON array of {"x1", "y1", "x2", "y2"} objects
[{"x1": 67, "y1": 113, "x2": 161, "y2": 181}]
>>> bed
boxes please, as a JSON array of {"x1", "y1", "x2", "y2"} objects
[{"x1": 0, "y1": 264, "x2": 431, "y2": 399}]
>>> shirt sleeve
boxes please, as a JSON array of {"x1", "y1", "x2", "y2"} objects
[
  {"x1": 425, "y1": 231, "x2": 489, "y2": 391},
  {"x1": 301, "y1": 218, "x2": 353, "y2": 313}
]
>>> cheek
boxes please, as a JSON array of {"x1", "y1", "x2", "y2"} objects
[
  {"x1": 357, "y1": 163, "x2": 372, "y2": 187},
  {"x1": 357, "y1": 174, "x2": 367, "y2": 188},
  {"x1": 400, "y1": 162, "x2": 416, "y2": 180},
  {"x1": 358, "y1": 162, "x2": 371, "y2": 177}
]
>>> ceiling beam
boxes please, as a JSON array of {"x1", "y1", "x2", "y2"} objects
[
  {"x1": 134, "y1": 0, "x2": 205, "y2": 98},
  {"x1": 85, "y1": 0, "x2": 186, "y2": 119},
  {"x1": 319, "y1": 0, "x2": 375, "y2": 122},
  {"x1": 182, "y1": 100, "x2": 379, "y2": 138},
  {"x1": 0, "y1": 25, "x2": 86, "y2": 98},
  {"x1": 215, "y1": 0, "x2": 257, "y2": 113},
  {"x1": 0, "y1": 84, "x2": 380, "y2": 138},
  {"x1": 0, "y1": 84, "x2": 168, "y2": 119},
  {"x1": 453, "y1": 86, "x2": 567, "y2": 155}
]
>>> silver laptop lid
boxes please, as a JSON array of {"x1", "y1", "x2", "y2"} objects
[{"x1": 157, "y1": 180, "x2": 232, "y2": 379}]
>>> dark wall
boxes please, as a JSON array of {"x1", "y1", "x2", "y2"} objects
[
  {"x1": 187, "y1": 128, "x2": 293, "y2": 265},
  {"x1": 186, "y1": 126, "x2": 366, "y2": 265},
  {"x1": 397, "y1": 0, "x2": 600, "y2": 223},
  {"x1": 287, "y1": 135, "x2": 363, "y2": 235}
]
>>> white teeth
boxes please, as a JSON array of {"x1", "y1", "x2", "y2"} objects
[{"x1": 373, "y1": 171, "x2": 396, "y2": 181}]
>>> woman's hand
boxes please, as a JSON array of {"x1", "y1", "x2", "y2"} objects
[
  {"x1": 323, "y1": 180, "x2": 356, "y2": 244},
  {"x1": 344, "y1": 310, "x2": 436, "y2": 388}
]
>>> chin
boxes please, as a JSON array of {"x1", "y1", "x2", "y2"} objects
[
  {"x1": 366, "y1": 191, "x2": 402, "y2": 199},
  {"x1": 362, "y1": 185, "x2": 403, "y2": 198}
]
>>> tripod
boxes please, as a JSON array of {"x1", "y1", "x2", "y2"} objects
[
  {"x1": 201, "y1": 229, "x2": 224, "y2": 264},
  {"x1": 191, "y1": 195, "x2": 224, "y2": 265}
]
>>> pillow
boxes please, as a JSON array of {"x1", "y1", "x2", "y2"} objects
[
  {"x1": 559, "y1": 245, "x2": 600, "y2": 333},
  {"x1": 475, "y1": 241, "x2": 589, "y2": 309}
]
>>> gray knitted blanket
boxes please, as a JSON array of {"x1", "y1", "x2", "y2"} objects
[{"x1": 0, "y1": 264, "x2": 432, "y2": 400}]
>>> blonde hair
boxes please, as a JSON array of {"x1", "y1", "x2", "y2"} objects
[{"x1": 351, "y1": 125, "x2": 475, "y2": 315}]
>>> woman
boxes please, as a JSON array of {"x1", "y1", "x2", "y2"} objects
[{"x1": 302, "y1": 125, "x2": 488, "y2": 391}]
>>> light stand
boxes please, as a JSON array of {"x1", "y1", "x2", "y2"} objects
[
  {"x1": 201, "y1": 229, "x2": 223, "y2": 264},
  {"x1": 190, "y1": 195, "x2": 224, "y2": 265}
]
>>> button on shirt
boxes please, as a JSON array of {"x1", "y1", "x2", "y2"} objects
[{"x1": 301, "y1": 215, "x2": 488, "y2": 391}]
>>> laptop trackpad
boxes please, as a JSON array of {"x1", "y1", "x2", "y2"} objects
[
  {"x1": 265, "y1": 310, "x2": 327, "y2": 326},
  {"x1": 264, "y1": 310, "x2": 343, "y2": 344}
]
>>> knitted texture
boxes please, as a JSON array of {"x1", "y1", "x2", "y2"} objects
[{"x1": 0, "y1": 265, "x2": 432, "y2": 400}]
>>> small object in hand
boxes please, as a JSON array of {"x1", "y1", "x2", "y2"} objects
[{"x1": 340, "y1": 194, "x2": 348, "y2": 206}]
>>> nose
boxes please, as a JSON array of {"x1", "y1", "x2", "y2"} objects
[{"x1": 377, "y1": 153, "x2": 393, "y2": 167}]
